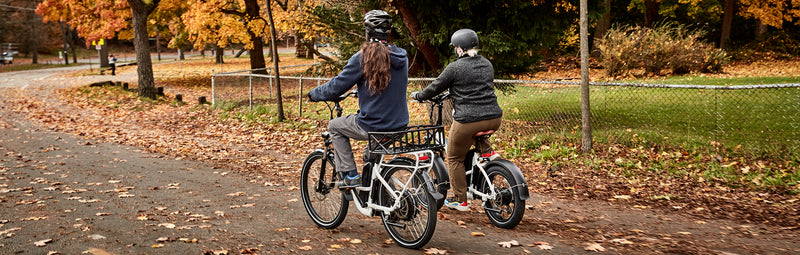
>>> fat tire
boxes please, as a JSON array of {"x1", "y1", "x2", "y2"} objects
[
  {"x1": 300, "y1": 151, "x2": 348, "y2": 229},
  {"x1": 482, "y1": 165, "x2": 525, "y2": 229},
  {"x1": 378, "y1": 163, "x2": 437, "y2": 249}
]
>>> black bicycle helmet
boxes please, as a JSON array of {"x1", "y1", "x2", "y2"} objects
[
  {"x1": 364, "y1": 10, "x2": 392, "y2": 41},
  {"x1": 449, "y1": 28, "x2": 479, "y2": 50}
]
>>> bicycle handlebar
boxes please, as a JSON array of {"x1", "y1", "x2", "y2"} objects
[{"x1": 417, "y1": 91, "x2": 450, "y2": 105}]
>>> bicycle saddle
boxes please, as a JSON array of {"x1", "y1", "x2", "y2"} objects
[{"x1": 473, "y1": 130, "x2": 495, "y2": 138}]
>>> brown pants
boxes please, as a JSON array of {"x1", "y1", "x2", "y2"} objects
[{"x1": 446, "y1": 117, "x2": 502, "y2": 202}]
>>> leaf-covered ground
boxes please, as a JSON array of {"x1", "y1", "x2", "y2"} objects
[{"x1": 2, "y1": 56, "x2": 798, "y2": 253}]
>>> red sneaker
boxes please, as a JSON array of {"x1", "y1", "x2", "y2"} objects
[{"x1": 445, "y1": 198, "x2": 469, "y2": 211}]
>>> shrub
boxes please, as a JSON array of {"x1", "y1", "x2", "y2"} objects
[{"x1": 596, "y1": 23, "x2": 729, "y2": 77}]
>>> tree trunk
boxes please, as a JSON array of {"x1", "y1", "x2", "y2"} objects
[
  {"x1": 156, "y1": 32, "x2": 161, "y2": 61},
  {"x1": 243, "y1": 0, "x2": 267, "y2": 75},
  {"x1": 70, "y1": 28, "x2": 77, "y2": 64},
  {"x1": 234, "y1": 48, "x2": 246, "y2": 57},
  {"x1": 580, "y1": 0, "x2": 592, "y2": 154},
  {"x1": 60, "y1": 22, "x2": 70, "y2": 65},
  {"x1": 100, "y1": 45, "x2": 109, "y2": 68},
  {"x1": 644, "y1": 0, "x2": 659, "y2": 27},
  {"x1": 592, "y1": 0, "x2": 611, "y2": 56},
  {"x1": 266, "y1": 0, "x2": 284, "y2": 121},
  {"x1": 27, "y1": 1, "x2": 39, "y2": 64},
  {"x1": 214, "y1": 45, "x2": 223, "y2": 64},
  {"x1": 720, "y1": 0, "x2": 735, "y2": 48},
  {"x1": 127, "y1": 0, "x2": 158, "y2": 99},
  {"x1": 392, "y1": 0, "x2": 441, "y2": 73},
  {"x1": 756, "y1": 19, "x2": 768, "y2": 38},
  {"x1": 301, "y1": 41, "x2": 333, "y2": 62}
]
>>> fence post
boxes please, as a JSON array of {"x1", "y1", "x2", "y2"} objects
[
  {"x1": 211, "y1": 68, "x2": 215, "y2": 106},
  {"x1": 249, "y1": 73, "x2": 253, "y2": 110},
  {"x1": 268, "y1": 68, "x2": 274, "y2": 99},
  {"x1": 298, "y1": 75, "x2": 303, "y2": 118}
]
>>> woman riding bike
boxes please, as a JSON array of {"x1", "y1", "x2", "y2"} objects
[
  {"x1": 308, "y1": 10, "x2": 409, "y2": 188},
  {"x1": 410, "y1": 28, "x2": 502, "y2": 211}
]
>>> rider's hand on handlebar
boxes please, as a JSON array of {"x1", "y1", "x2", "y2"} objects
[{"x1": 410, "y1": 91, "x2": 421, "y2": 103}]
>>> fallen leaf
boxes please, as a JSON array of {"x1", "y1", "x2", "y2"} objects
[
  {"x1": 298, "y1": 246, "x2": 312, "y2": 251},
  {"x1": 424, "y1": 247, "x2": 449, "y2": 254},
  {"x1": 81, "y1": 248, "x2": 114, "y2": 255},
  {"x1": 0, "y1": 227, "x2": 21, "y2": 235},
  {"x1": 88, "y1": 234, "x2": 106, "y2": 240},
  {"x1": 137, "y1": 215, "x2": 149, "y2": 221},
  {"x1": 152, "y1": 244, "x2": 164, "y2": 248},
  {"x1": 614, "y1": 195, "x2": 631, "y2": 200},
  {"x1": 350, "y1": 239, "x2": 362, "y2": 244},
  {"x1": 611, "y1": 238, "x2": 633, "y2": 244},
  {"x1": 159, "y1": 223, "x2": 176, "y2": 229},
  {"x1": 34, "y1": 239, "x2": 53, "y2": 247},
  {"x1": 584, "y1": 243, "x2": 606, "y2": 252},
  {"x1": 179, "y1": 238, "x2": 198, "y2": 243},
  {"x1": 330, "y1": 244, "x2": 341, "y2": 249},
  {"x1": 471, "y1": 232, "x2": 485, "y2": 236},
  {"x1": 498, "y1": 240, "x2": 520, "y2": 248}
]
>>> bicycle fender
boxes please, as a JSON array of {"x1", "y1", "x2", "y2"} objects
[
  {"x1": 421, "y1": 173, "x2": 444, "y2": 201},
  {"x1": 485, "y1": 159, "x2": 530, "y2": 200},
  {"x1": 432, "y1": 155, "x2": 450, "y2": 192}
]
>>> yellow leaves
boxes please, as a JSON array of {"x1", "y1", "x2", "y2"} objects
[{"x1": 470, "y1": 232, "x2": 485, "y2": 236}]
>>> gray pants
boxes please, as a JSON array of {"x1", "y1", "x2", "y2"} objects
[{"x1": 328, "y1": 114, "x2": 369, "y2": 173}]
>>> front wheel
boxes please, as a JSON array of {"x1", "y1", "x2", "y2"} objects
[
  {"x1": 300, "y1": 151, "x2": 348, "y2": 228},
  {"x1": 482, "y1": 165, "x2": 525, "y2": 229},
  {"x1": 378, "y1": 164, "x2": 437, "y2": 249}
]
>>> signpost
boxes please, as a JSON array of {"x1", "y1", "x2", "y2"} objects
[{"x1": 92, "y1": 39, "x2": 105, "y2": 73}]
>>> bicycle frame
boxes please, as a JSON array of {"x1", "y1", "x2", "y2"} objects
[
  {"x1": 422, "y1": 92, "x2": 529, "y2": 203},
  {"x1": 314, "y1": 89, "x2": 442, "y2": 217},
  {"x1": 349, "y1": 150, "x2": 441, "y2": 216}
]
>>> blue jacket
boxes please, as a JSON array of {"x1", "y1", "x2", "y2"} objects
[{"x1": 309, "y1": 45, "x2": 409, "y2": 132}]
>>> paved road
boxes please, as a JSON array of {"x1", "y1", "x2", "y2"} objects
[{"x1": 0, "y1": 67, "x2": 589, "y2": 254}]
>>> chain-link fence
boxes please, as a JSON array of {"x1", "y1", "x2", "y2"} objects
[
  {"x1": 211, "y1": 64, "x2": 321, "y2": 108},
  {"x1": 212, "y1": 70, "x2": 800, "y2": 159}
]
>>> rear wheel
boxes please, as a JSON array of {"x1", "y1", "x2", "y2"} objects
[
  {"x1": 300, "y1": 151, "x2": 348, "y2": 228},
  {"x1": 482, "y1": 165, "x2": 525, "y2": 229},
  {"x1": 378, "y1": 164, "x2": 437, "y2": 249}
]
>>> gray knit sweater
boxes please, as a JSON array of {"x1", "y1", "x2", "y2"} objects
[{"x1": 415, "y1": 54, "x2": 502, "y2": 123}]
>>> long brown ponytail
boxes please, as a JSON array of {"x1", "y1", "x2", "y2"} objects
[{"x1": 361, "y1": 41, "x2": 391, "y2": 95}]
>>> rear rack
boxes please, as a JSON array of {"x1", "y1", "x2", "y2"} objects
[{"x1": 368, "y1": 125, "x2": 445, "y2": 154}]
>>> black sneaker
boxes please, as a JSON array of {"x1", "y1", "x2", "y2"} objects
[{"x1": 341, "y1": 174, "x2": 362, "y2": 188}]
